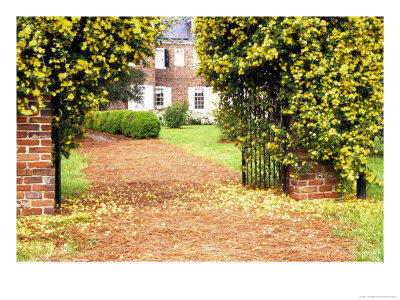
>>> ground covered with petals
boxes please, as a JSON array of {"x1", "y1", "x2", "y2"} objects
[{"x1": 18, "y1": 131, "x2": 360, "y2": 261}]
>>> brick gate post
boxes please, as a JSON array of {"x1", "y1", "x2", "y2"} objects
[
  {"x1": 285, "y1": 148, "x2": 341, "y2": 201},
  {"x1": 17, "y1": 97, "x2": 55, "y2": 216}
]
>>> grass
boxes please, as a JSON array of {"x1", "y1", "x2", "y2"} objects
[
  {"x1": 160, "y1": 125, "x2": 384, "y2": 261},
  {"x1": 61, "y1": 150, "x2": 91, "y2": 198},
  {"x1": 16, "y1": 211, "x2": 95, "y2": 261},
  {"x1": 366, "y1": 155, "x2": 384, "y2": 201},
  {"x1": 17, "y1": 150, "x2": 92, "y2": 262},
  {"x1": 159, "y1": 125, "x2": 241, "y2": 171}
]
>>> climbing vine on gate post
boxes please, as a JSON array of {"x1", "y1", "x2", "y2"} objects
[
  {"x1": 17, "y1": 17, "x2": 168, "y2": 159},
  {"x1": 193, "y1": 17, "x2": 383, "y2": 194}
]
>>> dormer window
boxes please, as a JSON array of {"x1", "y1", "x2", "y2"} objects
[{"x1": 155, "y1": 48, "x2": 169, "y2": 69}]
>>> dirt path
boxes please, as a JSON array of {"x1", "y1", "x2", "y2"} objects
[{"x1": 57, "y1": 130, "x2": 353, "y2": 261}]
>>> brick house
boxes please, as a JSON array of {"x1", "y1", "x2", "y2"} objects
[{"x1": 109, "y1": 17, "x2": 219, "y2": 119}]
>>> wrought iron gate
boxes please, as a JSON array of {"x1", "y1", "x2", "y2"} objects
[{"x1": 239, "y1": 93, "x2": 289, "y2": 192}]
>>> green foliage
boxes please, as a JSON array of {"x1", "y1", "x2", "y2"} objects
[
  {"x1": 194, "y1": 17, "x2": 384, "y2": 193},
  {"x1": 129, "y1": 111, "x2": 162, "y2": 138},
  {"x1": 106, "y1": 110, "x2": 126, "y2": 134},
  {"x1": 99, "y1": 66, "x2": 146, "y2": 111},
  {"x1": 372, "y1": 135, "x2": 384, "y2": 156},
  {"x1": 214, "y1": 109, "x2": 239, "y2": 141},
  {"x1": 86, "y1": 110, "x2": 161, "y2": 139},
  {"x1": 17, "y1": 17, "x2": 168, "y2": 158},
  {"x1": 163, "y1": 101, "x2": 189, "y2": 128}
]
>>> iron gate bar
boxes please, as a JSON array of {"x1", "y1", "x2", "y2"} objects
[
  {"x1": 53, "y1": 93, "x2": 62, "y2": 209},
  {"x1": 258, "y1": 100, "x2": 262, "y2": 188},
  {"x1": 239, "y1": 91, "x2": 287, "y2": 191}
]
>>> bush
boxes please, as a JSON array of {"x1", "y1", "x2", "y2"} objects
[
  {"x1": 163, "y1": 101, "x2": 189, "y2": 128},
  {"x1": 129, "y1": 111, "x2": 162, "y2": 138},
  {"x1": 214, "y1": 109, "x2": 238, "y2": 141},
  {"x1": 85, "y1": 110, "x2": 161, "y2": 139},
  {"x1": 185, "y1": 111, "x2": 215, "y2": 125},
  {"x1": 105, "y1": 110, "x2": 125, "y2": 134}
]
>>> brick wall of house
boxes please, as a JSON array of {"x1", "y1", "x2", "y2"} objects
[
  {"x1": 286, "y1": 149, "x2": 340, "y2": 201},
  {"x1": 155, "y1": 43, "x2": 206, "y2": 104},
  {"x1": 141, "y1": 54, "x2": 156, "y2": 88},
  {"x1": 108, "y1": 101, "x2": 128, "y2": 110},
  {"x1": 17, "y1": 97, "x2": 55, "y2": 216}
]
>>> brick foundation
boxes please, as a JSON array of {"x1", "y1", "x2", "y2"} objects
[
  {"x1": 286, "y1": 149, "x2": 341, "y2": 201},
  {"x1": 17, "y1": 97, "x2": 55, "y2": 216}
]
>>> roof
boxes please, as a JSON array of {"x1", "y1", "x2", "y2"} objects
[{"x1": 162, "y1": 17, "x2": 193, "y2": 40}]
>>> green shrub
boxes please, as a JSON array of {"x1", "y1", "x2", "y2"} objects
[
  {"x1": 185, "y1": 111, "x2": 215, "y2": 125},
  {"x1": 86, "y1": 110, "x2": 161, "y2": 139},
  {"x1": 163, "y1": 101, "x2": 189, "y2": 128},
  {"x1": 120, "y1": 111, "x2": 135, "y2": 136},
  {"x1": 129, "y1": 111, "x2": 161, "y2": 138},
  {"x1": 98, "y1": 111, "x2": 110, "y2": 131},
  {"x1": 105, "y1": 110, "x2": 125, "y2": 134}
]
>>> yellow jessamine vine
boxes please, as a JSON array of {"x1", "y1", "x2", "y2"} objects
[
  {"x1": 17, "y1": 16, "x2": 167, "y2": 157},
  {"x1": 194, "y1": 17, "x2": 383, "y2": 192}
]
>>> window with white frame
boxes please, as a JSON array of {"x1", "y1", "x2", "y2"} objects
[
  {"x1": 175, "y1": 49, "x2": 184, "y2": 66},
  {"x1": 155, "y1": 48, "x2": 165, "y2": 69},
  {"x1": 136, "y1": 86, "x2": 145, "y2": 107},
  {"x1": 194, "y1": 88, "x2": 204, "y2": 109},
  {"x1": 155, "y1": 87, "x2": 164, "y2": 106}
]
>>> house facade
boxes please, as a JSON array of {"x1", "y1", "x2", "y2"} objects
[{"x1": 109, "y1": 17, "x2": 219, "y2": 119}]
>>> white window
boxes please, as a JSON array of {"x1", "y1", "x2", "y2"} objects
[
  {"x1": 128, "y1": 85, "x2": 154, "y2": 111},
  {"x1": 194, "y1": 88, "x2": 204, "y2": 109},
  {"x1": 188, "y1": 87, "x2": 218, "y2": 111},
  {"x1": 188, "y1": 87, "x2": 205, "y2": 110},
  {"x1": 175, "y1": 49, "x2": 184, "y2": 66},
  {"x1": 135, "y1": 86, "x2": 145, "y2": 109},
  {"x1": 155, "y1": 48, "x2": 165, "y2": 69},
  {"x1": 155, "y1": 87, "x2": 164, "y2": 106},
  {"x1": 155, "y1": 87, "x2": 171, "y2": 108}
]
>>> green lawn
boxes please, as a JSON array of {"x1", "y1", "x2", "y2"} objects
[
  {"x1": 61, "y1": 150, "x2": 91, "y2": 199},
  {"x1": 159, "y1": 125, "x2": 241, "y2": 172},
  {"x1": 366, "y1": 155, "x2": 384, "y2": 200}
]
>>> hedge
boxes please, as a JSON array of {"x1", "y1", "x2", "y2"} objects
[{"x1": 86, "y1": 110, "x2": 161, "y2": 139}]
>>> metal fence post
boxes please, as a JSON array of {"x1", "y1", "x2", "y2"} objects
[
  {"x1": 356, "y1": 171, "x2": 367, "y2": 199},
  {"x1": 53, "y1": 94, "x2": 62, "y2": 209}
]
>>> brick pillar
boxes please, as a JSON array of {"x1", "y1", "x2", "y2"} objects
[
  {"x1": 286, "y1": 149, "x2": 341, "y2": 201},
  {"x1": 17, "y1": 97, "x2": 55, "y2": 216}
]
